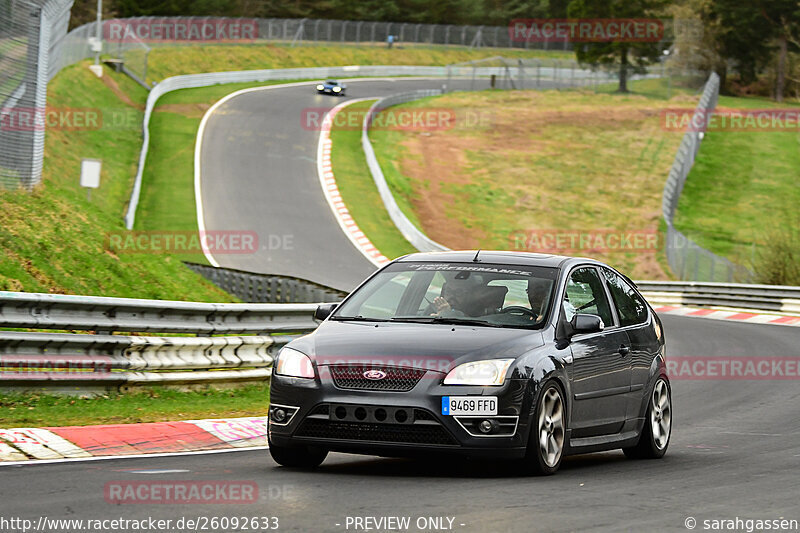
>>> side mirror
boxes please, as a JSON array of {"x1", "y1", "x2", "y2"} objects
[
  {"x1": 571, "y1": 314, "x2": 604, "y2": 335},
  {"x1": 314, "y1": 303, "x2": 338, "y2": 321}
]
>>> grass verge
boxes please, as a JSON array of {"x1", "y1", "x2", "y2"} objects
[
  {"x1": 367, "y1": 88, "x2": 696, "y2": 279},
  {"x1": 133, "y1": 43, "x2": 574, "y2": 84},
  {"x1": 0, "y1": 385, "x2": 269, "y2": 427},
  {"x1": 673, "y1": 95, "x2": 800, "y2": 268},
  {"x1": 0, "y1": 61, "x2": 233, "y2": 300},
  {"x1": 328, "y1": 99, "x2": 417, "y2": 260}
]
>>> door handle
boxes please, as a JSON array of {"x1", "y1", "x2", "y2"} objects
[{"x1": 618, "y1": 345, "x2": 631, "y2": 356}]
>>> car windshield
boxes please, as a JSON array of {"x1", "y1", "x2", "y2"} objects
[
  {"x1": 332, "y1": 261, "x2": 558, "y2": 328},
  {"x1": 326, "y1": 80, "x2": 338, "y2": 85}
]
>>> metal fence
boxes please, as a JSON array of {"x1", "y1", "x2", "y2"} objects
[
  {"x1": 0, "y1": 0, "x2": 73, "y2": 189},
  {"x1": 661, "y1": 72, "x2": 754, "y2": 282},
  {"x1": 185, "y1": 262, "x2": 347, "y2": 303},
  {"x1": 0, "y1": 290, "x2": 321, "y2": 393}
]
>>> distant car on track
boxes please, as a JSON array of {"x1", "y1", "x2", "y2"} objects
[
  {"x1": 316, "y1": 80, "x2": 346, "y2": 96},
  {"x1": 268, "y1": 251, "x2": 671, "y2": 475}
]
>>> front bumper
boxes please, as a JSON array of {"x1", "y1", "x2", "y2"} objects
[{"x1": 268, "y1": 371, "x2": 532, "y2": 459}]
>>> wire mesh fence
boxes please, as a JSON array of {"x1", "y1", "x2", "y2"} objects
[
  {"x1": 661, "y1": 72, "x2": 753, "y2": 282},
  {"x1": 0, "y1": 0, "x2": 73, "y2": 189}
]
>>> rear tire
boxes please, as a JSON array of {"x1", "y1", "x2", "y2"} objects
[
  {"x1": 523, "y1": 381, "x2": 566, "y2": 475},
  {"x1": 623, "y1": 377, "x2": 671, "y2": 459},
  {"x1": 268, "y1": 435, "x2": 328, "y2": 468}
]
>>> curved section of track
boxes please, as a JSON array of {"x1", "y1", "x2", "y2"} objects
[
  {"x1": 2, "y1": 316, "x2": 798, "y2": 531},
  {"x1": 197, "y1": 77, "x2": 555, "y2": 291}
]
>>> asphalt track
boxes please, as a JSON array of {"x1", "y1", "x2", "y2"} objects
[
  {"x1": 198, "y1": 77, "x2": 562, "y2": 292},
  {"x1": 2, "y1": 315, "x2": 799, "y2": 532}
]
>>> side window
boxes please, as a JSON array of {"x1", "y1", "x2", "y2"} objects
[
  {"x1": 603, "y1": 269, "x2": 648, "y2": 327},
  {"x1": 564, "y1": 267, "x2": 613, "y2": 327}
]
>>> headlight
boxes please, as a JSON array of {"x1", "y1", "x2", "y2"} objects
[
  {"x1": 316, "y1": 84, "x2": 324, "y2": 90},
  {"x1": 332, "y1": 86, "x2": 341, "y2": 92},
  {"x1": 443, "y1": 359, "x2": 514, "y2": 386},
  {"x1": 274, "y1": 348, "x2": 315, "y2": 378}
]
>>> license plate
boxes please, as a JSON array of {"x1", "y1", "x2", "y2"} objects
[{"x1": 441, "y1": 396, "x2": 497, "y2": 416}]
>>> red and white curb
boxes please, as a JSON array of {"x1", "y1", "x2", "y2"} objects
[
  {"x1": 0, "y1": 417, "x2": 267, "y2": 463},
  {"x1": 317, "y1": 98, "x2": 390, "y2": 268},
  {"x1": 653, "y1": 305, "x2": 800, "y2": 327}
]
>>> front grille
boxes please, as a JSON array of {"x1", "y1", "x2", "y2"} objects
[
  {"x1": 295, "y1": 419, "x2": 457, "y2": 446},
  {"x1": 328, "y1": 365, "x2": 427, "y2": 392}
]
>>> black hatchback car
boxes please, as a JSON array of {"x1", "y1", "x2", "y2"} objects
[{"x1": 268, "y1": 251, "x2": 671, "y2": 474}]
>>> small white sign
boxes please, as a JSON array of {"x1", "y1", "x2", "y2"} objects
[{"x1": 80, "y1": 158, "x2": 102, "y2": 189}]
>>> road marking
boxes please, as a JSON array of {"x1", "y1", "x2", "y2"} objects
[
  {"x1": 128, "y1": 469, "x2": 191, "y2": 474},
  {"x1": 0, "y1": 442, "x2": 27, "y2": 461},
  {"x1": 316, "y1": 98, "x2": 390, "y2": 267},
  {"x1": 193, "y1": 77, "x2": 441, "y2": 268},
  {"x1": 0, "y1": 428, "x2": 90, "y2": 460},
  {"x1": 189, "y1": 417, "x2": 267, "y2": 448},
  {"x1": 0, "y1": 445, "x2": 269, "y2": 467}
]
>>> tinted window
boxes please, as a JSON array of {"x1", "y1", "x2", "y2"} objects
[
  {"x1": 564, "y1": 267, "x2": 614, "y2": 327},
  {"x1": 333, "y1": 262, "x2": 558, "y2": 329},
  {"x1": 602, "y1": 269, "x2": 648, "y2": 326}
]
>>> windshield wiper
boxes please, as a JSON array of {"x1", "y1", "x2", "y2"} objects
[
  {"x1": 330, "y1": 315, "x2": 389, "y2": 322},
  {"x1": 390, "y1": 316, "x2": 502, "y2": 328}
]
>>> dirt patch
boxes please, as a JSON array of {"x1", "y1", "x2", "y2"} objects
[
  {"x1": 398, "y1": 132, "x2": 485, "y2": 249},
  {"x1": 100, "y1": 73, "x2": 144, "y2": 110},
  {"x1": 387, "y1": 95, "x2": 683, "y2": 279}
]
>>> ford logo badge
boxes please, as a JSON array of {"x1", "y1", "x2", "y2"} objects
[{"x1": 363, "y1": 370, "x2": 387, "y2": 380}]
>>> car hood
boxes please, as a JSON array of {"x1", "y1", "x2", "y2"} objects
[{"x1": 289, "y1": 320, "x2": 544, "y2": 373}]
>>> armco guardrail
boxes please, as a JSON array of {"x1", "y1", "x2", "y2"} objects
[
  {"x1": 124, "y1": 61, "x2": 642, "y2": 230},
  {"x1": 361, "y1": 90, "x2": 449, "y2": 252},
  {"x1": 0, "y1": 291, "x2": 322, "y2": 392},
  {"x1": 185, "y1": 262, "x2": 347, "y2": 303},
  {"x1": 125, "y1": 65, "x2": 447, "y2": 230},
  {"x1": 635, "y1": 281, "x2": 800, "y2": 315}
]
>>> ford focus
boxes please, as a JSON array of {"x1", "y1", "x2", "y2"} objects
[{"x1": 267, "y1": 251, "x2": 671, "y2": 475}]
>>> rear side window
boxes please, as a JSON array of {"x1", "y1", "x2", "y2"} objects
[{"x1": 603, "y1": 269, "x2": 648, "y2": 326}]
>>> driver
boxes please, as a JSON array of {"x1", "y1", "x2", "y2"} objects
[
  {"x1": 432, "y1": 274, "x2": 478, "y2": 316},
  {"x1": 527, "y1": 278, "x2": 552, "y2": 322}
]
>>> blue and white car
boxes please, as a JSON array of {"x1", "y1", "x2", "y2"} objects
[{"x1": 316, "y1": 80, "x2": 347, "y2": 96}]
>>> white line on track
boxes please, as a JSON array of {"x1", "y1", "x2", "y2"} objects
[
  {"x1": 0, "y1": 446, "x2": 268, "y2": 468},
  {"x1": 193, "y1": 77, "x2": 445, "y2": 268}
]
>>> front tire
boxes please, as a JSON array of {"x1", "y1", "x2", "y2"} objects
[
  {"x1": 623, "y1": 377, "x2": 671, "y2": 459},
  {"x1": 523, "y1": 381, "x2": 566, "y2": 475},
  {"x1": 268, "y1": 435, "x2": 328, "y2": 468}
]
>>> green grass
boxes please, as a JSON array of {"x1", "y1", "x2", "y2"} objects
[
  {"x1": 328, "y1": 100, "x2": 417, "y2": 260},
  {"x1": 134, "y1": 43, "x2": 574, "y2": 84},
  {"x1": 673, "y1": 95, "x2": 800, "y2": 266},
  {"x1": 136, "y1": 80, "x2": 313, "y2": 260},
  {"x1": 0, "y1": 61, "x2": 234, "y2": 301},
  {"x1": 367, "y1": 89, "x2": 693, "y2": 279},
  {"x1": 0, "y1": 385, "x2": 270, "y2": 427}
]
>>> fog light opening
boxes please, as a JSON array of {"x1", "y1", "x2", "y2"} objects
[
  {"x1": 395, "y1": 409, "x2": 408, "y2": 423},
  {"x1": 478, "y1": 419, "x2": 497, "y2": 434},
  {"x1": 335, "y1": 406, "x2": 347, "y2": 419},
  {"x1": 272, "y1": 408, "x2": 287, "y2": 423},
  {"x1": 355, "y1": 407, "x2": 367, "y2": 421},
  {"x1": 375, "y1": 408, "x2": 387, "y2": 422}
]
